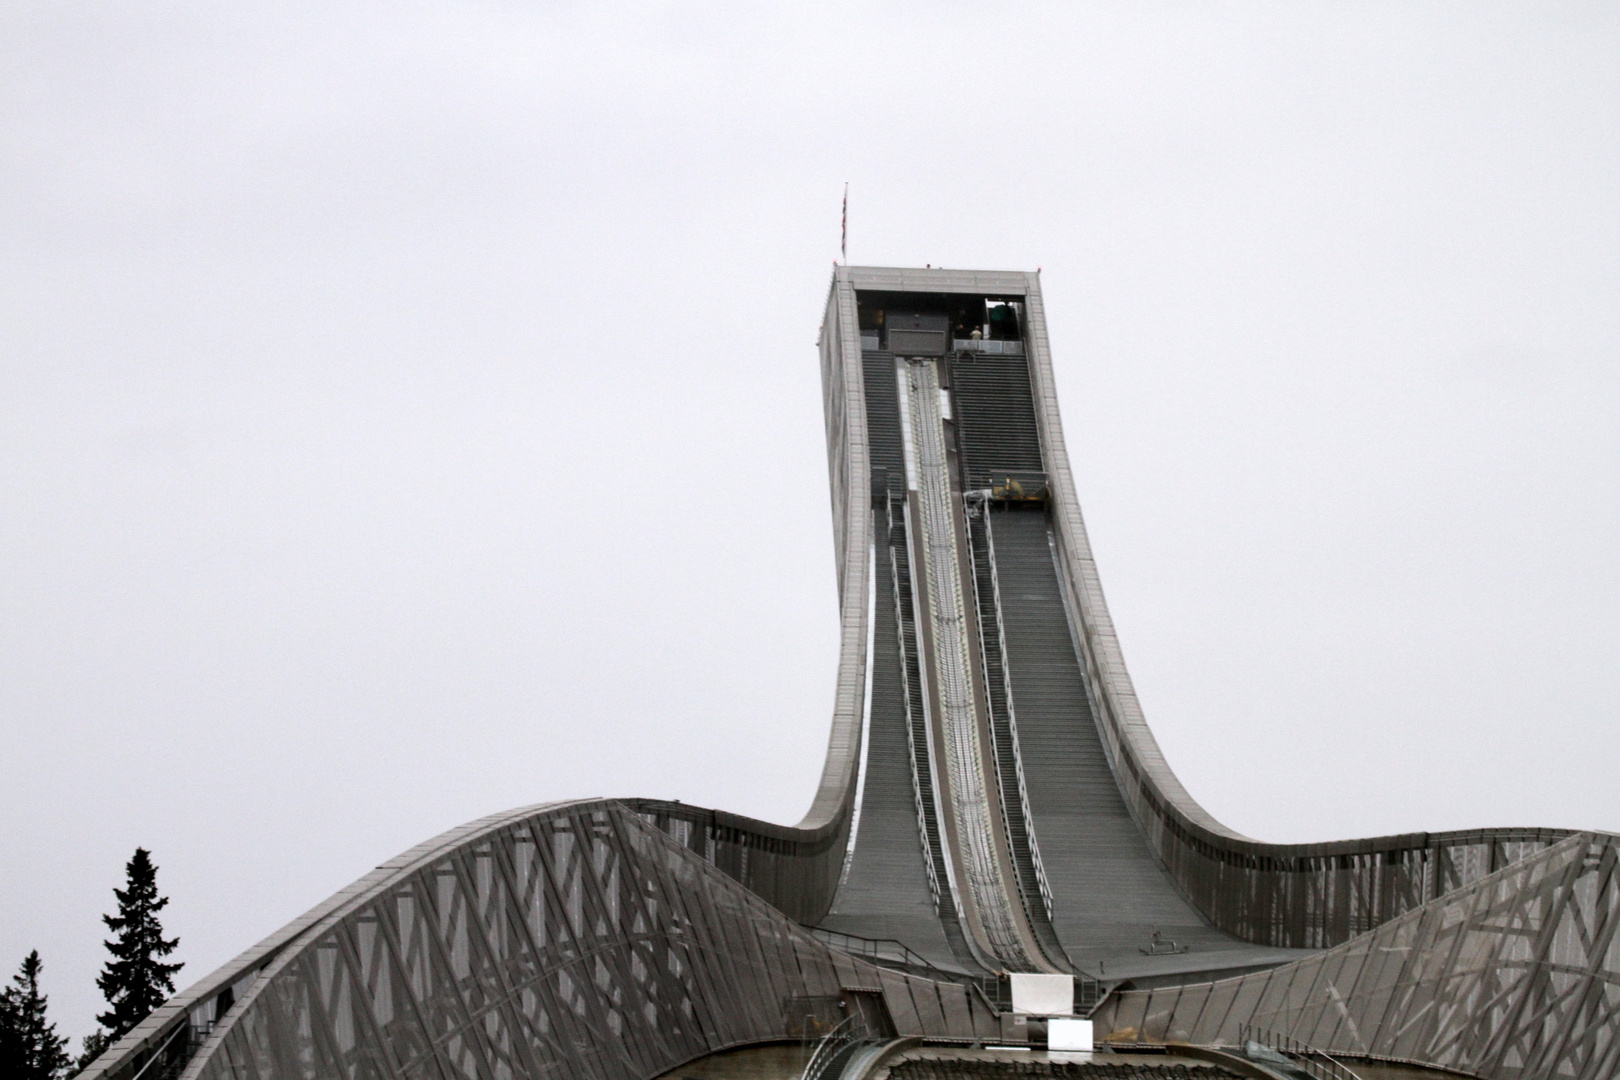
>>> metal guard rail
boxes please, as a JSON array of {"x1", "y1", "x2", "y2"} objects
[{"x1": 1239, "y1": 1024, "x2": 1367, "y2": 1080}]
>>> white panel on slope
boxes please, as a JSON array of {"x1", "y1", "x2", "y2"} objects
[
  {"x1": 1009, "y1": 973, "x2": 1074, "y2": 1016},
  {"x1": 1048, "y1": 1019, "x2": 1093, "y2": 1051}
]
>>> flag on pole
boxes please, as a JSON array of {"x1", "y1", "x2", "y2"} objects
[{"x1": 841, "y1": 183, "x2": 848, "y2": 263}]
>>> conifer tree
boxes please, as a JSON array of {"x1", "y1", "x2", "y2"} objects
[
  {"x1": 0, "y1": 950, "x2": 73, "y2": 1080},
  {"x1": 74, "y1": 1030, "x2": 111, "y2": 1076},
  {"x1": 94, "y1": 848, "x2": 183, "y2": 1041}
]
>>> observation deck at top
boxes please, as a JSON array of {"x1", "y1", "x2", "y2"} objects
[{"x1": 81, "y1": 267, "x2": 1617, "y2": 1080}]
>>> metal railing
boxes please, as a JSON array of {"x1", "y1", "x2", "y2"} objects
[
  {"x1": 1239, "y1": 1025, "x2": 1366, "y2": 1080},
  {"x1": 965, "y1": 471, "x2": 1049, "y2": 502},
  {"x1": 807, "y1": 928, "x2": 1105, "y2": 1017},
  {"x1": 800, "y1": 1017, "x2": 863, "y2": 1080},
  {"x1": 118, "y1": 1018, "x2": 196, "y2": 1080},
  {"x1": 807, "y1": 928, "x2": 941, "y2": 974},
  {"x1": 952, "y1": 338, "x2": 1025, "y2": 355}
]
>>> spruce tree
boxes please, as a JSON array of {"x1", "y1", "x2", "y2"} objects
[
  {"x1": 94, "y1": 848, "x2": 183, "y2": 1041},
  {"x1": 0, "y1": 950, "x2": 73, "y2": 1080},
  {"x1": 74, "y1": 1031, "x2": 111, "y2": 1076}
]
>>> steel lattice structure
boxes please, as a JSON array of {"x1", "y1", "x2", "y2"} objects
[
  {"x1": 1095, "y1": 831, "x2": 1620, "y2": 1078},
  {"x1": 84, "y1": 267, "x2": 1616, "y2": 1080},
  {"x1": 88, "y1": 801, "x2": 1001, "y2": 1080}
]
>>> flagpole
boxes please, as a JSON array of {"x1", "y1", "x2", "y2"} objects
[{"x1": 840, "y1": 183, "x2": 848, "y2": 263}]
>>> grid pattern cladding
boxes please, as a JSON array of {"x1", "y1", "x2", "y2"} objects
[
  {"x1": 988, "y1": 508, "x2": 1248, "y2": 964},
  {"x1": 1133, "y1": 814, "x2": 1575, "y2": 952},
  {"x1": 1094, "y1": 831, "x2": 1620, "y2": 1080},
  {"x1": 111, "y1": 801, "x2": 1001, "y2": 1080},
  {"x1": 948, "y1": 355, "x2": 1044, "y2": 489},
  {"x1": 962, "y1": 499, "x2": 1068, "y2": 970},
  {"x1": 888, "y1": 495, "x2": 978, "y2": 971},
  {"x1": 862, "y1": 351, "x2": 904, "y2": 487},
  {"x1": 817, "y1": 496, "x2": 955, "y2": 965}
]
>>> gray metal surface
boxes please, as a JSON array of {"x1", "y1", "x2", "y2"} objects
[
  {"x1": 823, "y1": 350, "x2": 951, "y2": 961},
  {"x1": 81, "y1": 265, "x2": 1615, "y2": 1080},
  {"x1": 1095, "y1": 830, "x2": 1620, "y2": 1080},
  {"x1": 800, "y1": 271, "x2": 869, "y2": 861},
  {"x1": 83, "y1": 801, "x2": 1003, "y2": 1080},
  {"x1": 901, "y1": 357, "x2": 1046, "y2": 973},
  {"x1": 987, "y1": 506, "x2": 1255, "y2": 971},
  {"x1": 962, "y1": 498, "x2": 1066, "y2": 969},
  {"x1": 947, "y1": 354, "x2": 1045, "y2": 490},
  {"x1": 820, "y1": 500, "x2": 956, "y2": 969}
]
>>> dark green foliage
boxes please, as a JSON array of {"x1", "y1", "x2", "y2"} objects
[
  {"x1": 0, "y1": 950, "x2": 73, "y2": 1080},
  {"x1": 94, "y1": 848, "x2": 183, "y2": 1042},
  {"x1": 74, "y1": 1030, "x2": 111, "y2": 1076}
]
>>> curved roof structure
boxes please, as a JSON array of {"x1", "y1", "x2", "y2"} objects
[{"x1": 85, "y1": 267, "x2": 1617, "y2": 1080}]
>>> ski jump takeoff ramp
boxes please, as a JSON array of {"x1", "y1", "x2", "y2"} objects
[{"x1": 88, "y1": 268, "x2": 1619, "y2": 1080}]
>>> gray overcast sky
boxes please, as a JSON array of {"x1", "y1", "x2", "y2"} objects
[{"x1": 3, "y1": 1, "x2": 1617, "y2": 1043}]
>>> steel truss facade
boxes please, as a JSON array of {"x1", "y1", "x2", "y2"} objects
[
  {"x1": 1095, "y1": 831, "x2": 1620, "y2": 1079},
  {"x1": 87, "y1": 800, "x2": 1000, "y2": 1080},
  {"x1": 84, "y1": 267, "x2": 1616, "y2": 1080}
]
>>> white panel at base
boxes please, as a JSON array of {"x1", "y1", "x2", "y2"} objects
[
  {"x1": 1009, "y1": 973, "x2": 1073, "y2": 1016},
  {"x1": 1047, "y1": 1018, "x2": 1093, "y2": 1052}
]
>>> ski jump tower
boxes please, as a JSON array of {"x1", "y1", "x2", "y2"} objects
[{"x1": 87, "y1": 267, "x2": 1619, "y2": 1080}]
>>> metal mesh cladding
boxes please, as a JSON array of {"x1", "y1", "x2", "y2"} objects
[
  {"x1": 157, "y1": 801, "x2": 1001, "y2": 1080},
  {"x1": 1093, "y1": 831, "x2": 1620, "y2": 1080}
]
